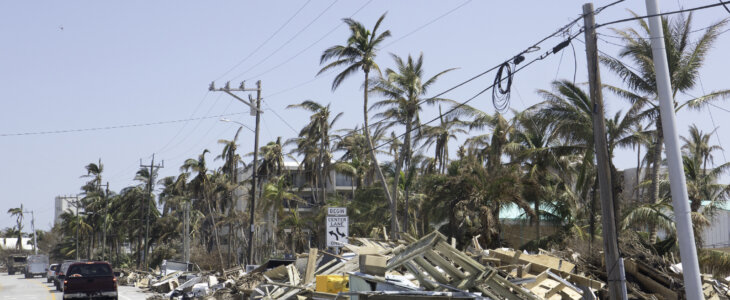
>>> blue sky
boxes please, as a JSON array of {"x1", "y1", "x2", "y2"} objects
[{"x1": 1, "y1": 1, "x2": 729, "y2": 230}]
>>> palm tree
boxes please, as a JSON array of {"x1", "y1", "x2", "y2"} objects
[
  {"x1": 601, "y1": 13, "x2": 730, "y2": 211},
  {"x1": 681, "y1": 124, "x2": 723, "y2": 178},
  {"x1": 7, "y1": 205, "x2": 24, "y2": 250},
  {"x1": 181, "y1": 149, "x2": 225, "y2": 271},
  {"x1": 511, "y1": 111, "x2": 557, "y2": 241},
  {"x1": 420, "y1": 106, "x2": 468, "y2": 174},
  {"x1": 371, "y1": 53, "x2": 455, "y2": 232},
  {"x1": 217, "y1": 127, "x2": 245, "y2": 267},
  {"x1": 287, "y1": 100, "x2": 342, "y2": 204},
  {"x1": 319, "y1": 13, "x2": 399, "y2": 235}
]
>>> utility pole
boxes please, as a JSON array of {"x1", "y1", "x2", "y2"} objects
[
  {"x1": 644, "y1": 0, "x2": 703, "y2": 298},
  {"x1": 582, "y1": 3, "x2": 627, "y2": 299},
  {"x1": 210, "y1": 80, "x2": 263, "y2": 265},
  {"x1": 23, "y1": 210, "x2": 37, "y2": 255},
  {"x1": 141, "y1": 154, "x2": 164, "y2": 270},
  {"x1": 101, "y1": 182, "x2": 109, "y2": 261}
]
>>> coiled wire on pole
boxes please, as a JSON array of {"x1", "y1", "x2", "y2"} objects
[{"x1": 492, "y1": 60, "x2": 514, "y2": 112}]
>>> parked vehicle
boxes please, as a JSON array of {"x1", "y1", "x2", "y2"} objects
[
  {"x1": 6, "y1": 255, "x2": 27, "y2": 275},
  {"x1": 55, "y1": 260, "x2": 77, "y2": 291},
  {"x1": 47, "y1": 263, "x2": 60, "y2": 283},
  {"x1": 62, "y1": 261, "x2": 117, "y2": 300},
  {"x1": 25, "y1": 254, "x2": 49, "y2": 278}
]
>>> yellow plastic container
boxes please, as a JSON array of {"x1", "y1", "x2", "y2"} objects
[{"x1": 315, "y1": 274, "x2": 349, "y2": 293}]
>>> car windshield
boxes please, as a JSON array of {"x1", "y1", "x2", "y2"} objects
[
  {"x1": 13, "y1": 257, "x2": 26, "y2": 263},
  {"x1": 67, "y1": 264, "x2": 112, "y2": 277},
  {"x1": 51, "y1": 265, "x2": 59, "y2": 271}
]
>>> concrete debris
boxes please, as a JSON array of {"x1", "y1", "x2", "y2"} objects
[{"x1": 129, "y1": 232, "x2": 730, "y2": 300}]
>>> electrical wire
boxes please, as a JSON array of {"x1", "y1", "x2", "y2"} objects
[
  {"x1": 0, "y1": 111, "x2": 247, "y2": 137},
  {"x1": 154, "y1": 91, "x2": 211, "y2": 154},
  {"x1": 590, "y1": 36, "x2": 729, "y2": 166},
  {"x1": 229, "y1": 0, "x2": 340, "y2": 81},
  {"x1": 240, "y1": 0, "x2": 373, "y2": 82},
  {"x1": 382, "y1": 0, "x2": 472, "y2": 48},
  {"x1": 597, "y1": 1, "x2": 730, "y2": 28},
  {"x1": 263, "y1": 101, "x2": 299, "y2": 134},
  {"x1": 597, "y1": 19, "x2": 730, "y2": 41},
  {"x1": 215, "y1": 0, "x2": 313, "y2": 81},
  {"x1": 721, "y1": 0, "x2": 730, "y2": 14}
]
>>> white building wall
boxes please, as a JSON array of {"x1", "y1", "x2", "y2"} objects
[
  {"x1": 0, "y1": 237, "x2": 33, "y2": 250},
  {"x1": 702, "y1": 209, "x2": 730, "y2": 249},
  {"x1": 54, "y1": 196, "x2": 80, "y2": 225}
]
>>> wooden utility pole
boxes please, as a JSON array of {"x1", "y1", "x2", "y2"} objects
[
  {"x1": 210, "y1": 80, "x2": 263, "y2": 265},
  {"x1": 141, "y1": 154, "x2": 164, "y2": 269},
  {"x1": 582, "y1": 3, "x2": 627, "y2": 299}
]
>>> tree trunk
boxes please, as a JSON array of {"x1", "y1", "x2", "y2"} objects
[
  {"x1": 535, "y1": 196, "x2": 541, "y2": 241},
  {"x1": 404, "y1": 117, "x2": 413, "y2": 235},
  {"x1": 648, "y1": 119, "x2": 663, "y2": 244},
  {"x1": 362, "y1": 70, "x2": 398, "y2": 237},
  {"x1": 393, "y1": 146, "x2": 402, "y2": 233},
  {"x1": 227, "y1": 219, "x2": 233, "y2": 268},
  {"x1": 206, "y1": 194, "x2": 226, "y2": 272},
  {"x1": 636, "y1": 143, "x2": 641, "y2": 203}
]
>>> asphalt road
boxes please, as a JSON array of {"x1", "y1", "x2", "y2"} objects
[{"x1": 0, "y1": 272, "x2": 152, "y2": 300}]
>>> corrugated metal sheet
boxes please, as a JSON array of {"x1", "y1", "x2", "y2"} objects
[{"x1": 702, "y1": 210, "x2": 730, "y2": 249}]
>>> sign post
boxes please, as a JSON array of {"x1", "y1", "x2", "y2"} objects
[{"x1": 326, "y1": 207, "x2": 348, "y2": 248}]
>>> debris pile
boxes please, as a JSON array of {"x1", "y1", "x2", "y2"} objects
[{"x1": 121, "y1": 231, "x2": 730, "y2": 299}]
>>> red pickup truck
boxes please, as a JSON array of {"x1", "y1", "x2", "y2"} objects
[{"x1": 63, "y1": 261, "x2": 118, "y2": 300}]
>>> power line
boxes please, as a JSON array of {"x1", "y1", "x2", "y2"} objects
[
  {"x1": 588, "y1": 37, "x2": 730, "y2": 166},
  {"x1": 721, "y1": 0, "x2": 730, "y2": 14},
  {"x1": 597, "y1": 1, "x2": 730, "y2": 28},
  {"x1": 154, "y1": 91, "x2": 211, "y2": 154},
  {"x1": 230, "y1": 0, "x2": 340, "y2": 81},
  {"x1": 263, "y1": 101, "x2": 299, "y2": 134},
  {"x1": 215, "y1": 0, "x2": 313, "y2": 81},
  {"x1": 597, "y1": 19, "x2": 730, "y2": 41},
  {"x1": 241, "y1": 0, "x2": 373, "y2": 82},
  {"x1": 155, "y1": 92, "x2": 225, "y2": 155},
  {"x1": 0, "y1": 111, "x2": 247, "y2": 137},
  {"x1": 382, "y1": 0, "x2": 473, "y2": 48}
]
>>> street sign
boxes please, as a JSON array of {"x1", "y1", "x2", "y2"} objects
[
  {"x1": 327, "y1": 207, "x2": 347, "y2": 216},
  {"x1": 326, "y1": 216, "x2": 348, "y2": 247}
]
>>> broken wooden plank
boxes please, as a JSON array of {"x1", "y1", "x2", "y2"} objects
[{"x1": 304, "y1": 248, "x2": 318, "y2": 284}]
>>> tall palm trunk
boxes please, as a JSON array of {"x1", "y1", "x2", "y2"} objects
[
  {"x1": 535, "y1": 190, "x2": 541, "y2": 241},
  {"x1": 404, "y1": 117, "x2": 413, "y2": 235},
  {"x1": 362, "y1": 70, "x2": 398, "y2": 236},
  {"x1": 636, "y1": 143, "x2": 641, "y2": 203},
  {"x1": 648, "y1": 119, "x2": 663, "y2": 243},
  {"x1": 205, "y1": 194, "x2": 226, "y2": 271},
  {"x1": 393, "y1": 149, "x2": 401, "y2": 230}
]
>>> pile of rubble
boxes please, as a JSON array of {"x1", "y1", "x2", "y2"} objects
[{"x1": 120, "y1": 231, "x2": 730, "y2": 299}]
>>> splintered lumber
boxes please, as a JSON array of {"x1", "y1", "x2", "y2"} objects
[
  {"x1": 386, "y1": 231, "x2": 539, "y2": 300},
  {"x1": 489, "y1": 249, "x2": 603, "y2": 290},
  {"x1": 624, "y1": 259, "x2": 678, "y2": 300},
  {"x1": 304, "y1": 248, "x2": 318, "y2": 284},
  {"x1": 490, "y1": 249, "x2": 575, "y2": 273}
]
